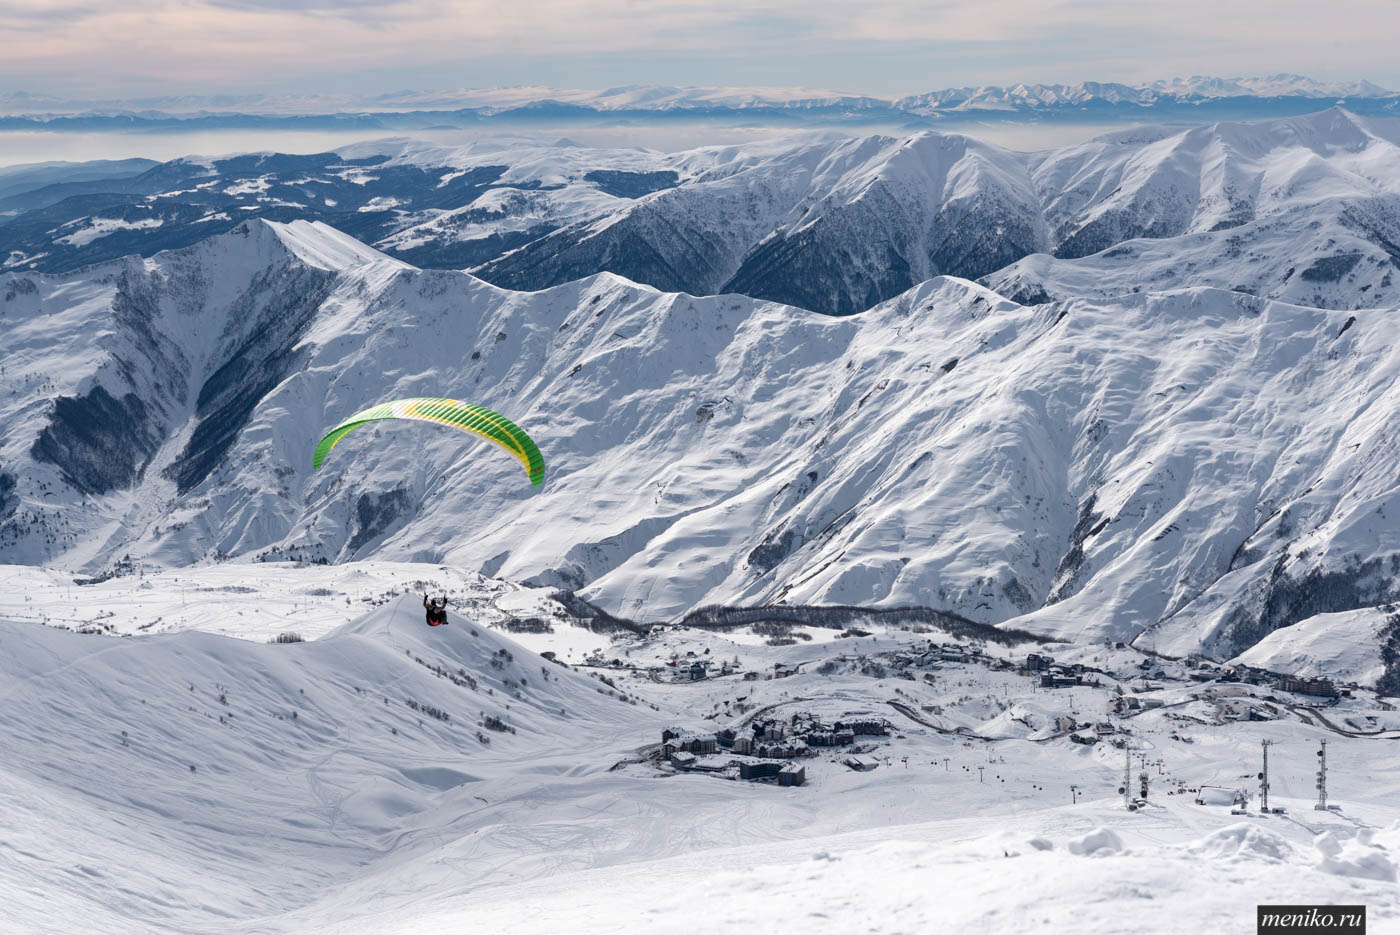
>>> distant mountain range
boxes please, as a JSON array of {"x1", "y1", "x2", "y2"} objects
[
  {"x1": 1, "y1": 75, "x2": 1397, "y2": 130},
  {"x1": 5, "y1": 108, "x2": 1399, "y2": 316}
]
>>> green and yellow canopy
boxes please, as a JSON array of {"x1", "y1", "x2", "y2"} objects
[{"x1": 313, "y1": 396, "x2": 545, "y2": 487}]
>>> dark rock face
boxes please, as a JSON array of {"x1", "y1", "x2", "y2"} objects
[
  {"x1": 583, "y1": 170, "x2": 679, "y2": 198},
  {"x1": 1220, "y1": 554, "x2": 1400, "y2": 657},
  {"x1": 31, "y1": 386, "x2": 162, "y2": 495},
  {"x1": 0, "y1": 470, "x2": 15, "y2": 519},
  {"x1": 1378, "y1": 609, "x2": 1400, "y2": 696},
  {"x1": 748, "y1": 528, "x2": 801, "y2": 575},
  {"x1": 347, "y1": 486, "x2": 414, "y2": 554},
  {"x1": 166, "y1": 264, "x2": 335, "y2": 494},
  {"x1": 1045, "y1": 493, "x2": 1103, "y2": 605},
  {"x1": 472, "y1": 209, "x2": 733, "y2": 298},
  {"x1": 388, "y1": 227, "x2": 546, "y2": 270},
  {"x1": 1299, "y1": 254, "x2": 1363, "y2": 282}
]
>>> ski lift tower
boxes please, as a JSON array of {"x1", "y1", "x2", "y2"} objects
[{"x1": 1315, "y1": 740, "x2": 1329, "y2": 811}]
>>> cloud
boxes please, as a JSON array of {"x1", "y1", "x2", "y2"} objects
[{"x1": 0, "y1": 0, "x2": 1396, "y2": 97}]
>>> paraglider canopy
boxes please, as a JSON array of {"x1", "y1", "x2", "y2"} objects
[{"x1": 313, "y1": 396, "x2": 545, "y2": 487}]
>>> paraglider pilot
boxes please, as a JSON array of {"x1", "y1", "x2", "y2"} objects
[{"x1": 423, "y1": 595, "x2": 449, "y2": 627}]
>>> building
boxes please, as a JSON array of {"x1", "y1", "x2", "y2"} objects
[
  {"x1": 778, "y1": 763, "x2": 806, "y2": 787},
  {"x1": 1026, "y1": 653, "x2": 1053, "y2": 671},
  {"x1": 732, "y1": 735, "x2": 754, "y2": 755},
  {"x1": 773, "y1": 663, "x2": 798, "y2": 678},
  {"x1": 1040, "y1": 674, "x2": 1081, "y2": 689},
  {"x1": 844, "y1": 755, "x2": 879, "y2": 771},
  {"x1": 836, "y1": 716, "x2": 889, "y2": 736},
  {"x1": 1278, "y1": 676, "x2": 1338, "y2": 698},
  {"x1": 664, "y1": 733, "x2": 718, "y2": 756},
  {"x1": 682, "y1": 734, "x2": 718, "y2": 755},
  {"x1": 755, "y1": 741, "x2": 806, "y2": 759},
  {"x1": 671, "y1": 751, "x2": 697, "y2": 769},
  {"x1": 739, "y1": 761, "x2": 782, "y2": 780}
]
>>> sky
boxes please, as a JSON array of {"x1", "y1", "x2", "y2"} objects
[{"x1": 2, "y1": 0, "x2": 1398, "y2": 99}]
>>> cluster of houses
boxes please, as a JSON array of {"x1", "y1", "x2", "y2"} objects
[
  {"x1": 1022, "y1": 653, "x2": 1102, "y2": 689},
  {"x1": 656, "y1": 711, "x2": 895, "y2": 786},
  {"x1": 890, "y1": 643, "x2": 994, "y2": 668},
  {"x1": 1111, "y1": 694, "x2": 1165, "y2": 715},
  {"x1": 1069, "y1": 721, "x2": 1124, "y2": 745},
  {"x1": 821, "y1": 641, "x2": 1006, "y2": 679},
  {"x1": 659, "y1": 651, "x2": 741, "y2": 681},
  {"x1": 1184, "y1": 658, "x2": 1346, "y2": 698}
]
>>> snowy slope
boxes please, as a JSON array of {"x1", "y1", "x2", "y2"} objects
[
  {"x1": 6, "y1": 580, "x2": 1400, "y2": 934},
  {"x1": 347, "y1": 820, "x2": 1400, "y2": 935},
  {"x1": 0, "y1": 595, "x2": 659, "y2": 934},
  {"x1": 6, "y1": 219, "x2": 1400, "y2": 671}
]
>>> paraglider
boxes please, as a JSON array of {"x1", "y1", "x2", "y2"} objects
[
  {"x1": 312, "y1": 396, "x2": 545, "y2": 487},
  {"x1": 423, "y1": 594, "x2": 449, "y2": 627}
]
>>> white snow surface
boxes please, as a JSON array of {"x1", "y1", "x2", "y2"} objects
[
  {"x1": 3, "y1": 579, "x2": 1400, "y2": 934},
  {"x1": 53, "y1": 216, "x2": 164, "y2": 247}
]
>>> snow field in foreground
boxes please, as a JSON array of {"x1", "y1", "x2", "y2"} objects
[{"x1": 3, "y1": 568, "x2": 1400, "y2": 933}]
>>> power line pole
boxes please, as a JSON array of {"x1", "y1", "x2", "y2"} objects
[
  {"x1": 1315, "y1": 740, "x2": 1328, "y2": 811},
  {"x1": 1259, "y1": 739, "x2": 1273, "y2": 813}
]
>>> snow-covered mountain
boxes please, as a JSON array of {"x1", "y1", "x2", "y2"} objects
[
  {"x1": 4, "y1": 218, "x2": 1400, "y2": 670},
  {"x1": 985, "y1": 109, "x2": 1400, "y2": 308},
  {"x1": 7, "y1": 109, "x2": 1400, "y2": 316},
  {"x1": 3, "y1": 74, "x2": 1394, "y2": 119},
  {"x1": 896, "y1": 75, "x2": 1397, "y2": 114}
]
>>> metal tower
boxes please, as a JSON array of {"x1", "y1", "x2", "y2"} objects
[
  {"x1": 1123, "y1": 740, "x2": 1133, "y2": 809},
  {"x1": 1259, "y1": 739, "x2": 1273, "y2": 813},
  {"x1": 1315, "y1": 740, "x2": 1328, "y2": 811}
]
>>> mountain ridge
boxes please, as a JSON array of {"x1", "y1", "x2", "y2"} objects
[
  {"x1": 6, "y1": 108, "x2": 1400, "y2": 317},
  {"x1": 5, "y1": 219, "x2": 1400, "y2": 678}
]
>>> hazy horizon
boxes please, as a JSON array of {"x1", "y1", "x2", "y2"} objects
[{"x1": 0, "y1": 120, "x2": 1164, "y2": 169}]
